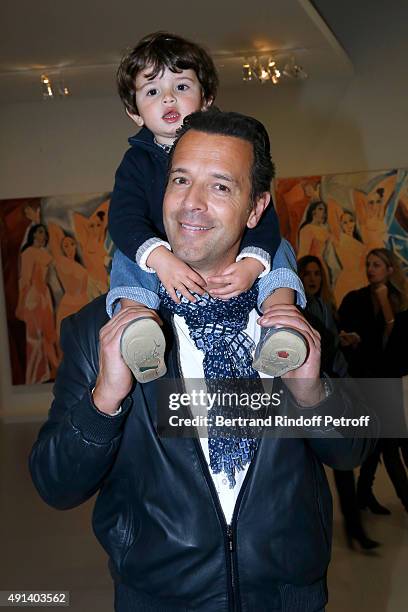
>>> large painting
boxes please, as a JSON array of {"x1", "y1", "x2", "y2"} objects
[
  {"x1": 275, "y1": 169, "x2": 408, "y2": 307},
  {"x1": 0, "y1": 193, "x2": 112, "y2": 385}
]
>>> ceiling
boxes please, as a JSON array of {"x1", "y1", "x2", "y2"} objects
[
  {"x1": 0, "y1": 0, "x2": 353, "y2": 104},
  {"x1": 312, "y1": 0, "x2": 408, "y2": 66}
]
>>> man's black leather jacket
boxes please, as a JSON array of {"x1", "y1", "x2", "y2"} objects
[{"x1": 30, "y1": 295, "x2": 376, "y2": 611}]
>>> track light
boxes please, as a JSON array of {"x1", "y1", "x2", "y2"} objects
[
  {"x1": 242, "y1": 55, "x2": 307, "y2": 85},
  {"x1": 282, "y1": 57, "x2": 308, "y2": 80},
  {"x1": 40, "y1": 73, "x2": 71, "y2": 99},
  {"x1": 41, "y1": 74, "x2": 54, "y2": 99},
  {"x1": 242, "y1": 61, "x2": 252, "y2": 81}
]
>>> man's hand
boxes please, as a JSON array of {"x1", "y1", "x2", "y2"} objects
[
  {"x1": 93, "y1": 306, "x2": 162, "y2": 415},
  {"x1": 258, "y1": 304, "x2": 324, "y2": 406},
  {"x1": 207, "y1": 258, "x2": 264, "y2": 299},
  {"x1": 147, "y1": 246, "x2": 206, "y2": 304}
]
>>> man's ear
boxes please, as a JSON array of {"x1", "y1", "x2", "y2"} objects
[
  {"x1": 126, "y1": 108, "x2": 144, "y2": 127},
  {"x1": 247, "y1": 192, "x2": 271, "y2": 229}
]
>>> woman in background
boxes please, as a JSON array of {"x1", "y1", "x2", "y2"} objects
[
  {"x1": 338, "y1": 248, "x2": 408, "y2": 514},
  {"x1": 298, "y1": 255, "x2": 345, "y2": 376},
  {"x1": 298, "y1": 255, "x2": 379, "y2": 550}
]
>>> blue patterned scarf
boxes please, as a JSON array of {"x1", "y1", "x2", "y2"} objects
[{"x1": 160, "y1": 284, "x2": 261, "y2": 487}]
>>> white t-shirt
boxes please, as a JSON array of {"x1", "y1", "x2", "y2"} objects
[{"x1": 174, "y1": 311, "x2": 272, "y2": 524}]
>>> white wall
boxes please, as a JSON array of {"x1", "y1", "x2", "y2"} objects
[
  {"x1": 1, "y1": 65, "x2": 408, "y2": 420},
  {"x1": 0, "y1": 97, "x2": 130, "y2": 421},
  {"x1": 0, "y1": 97, "x2": 130, "y2": 198},
  {"x1": 220, "y1": 71, "x2": 408, "y2": 176}
]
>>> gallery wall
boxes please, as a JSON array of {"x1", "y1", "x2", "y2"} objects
[{"x1": 1, "y1": 61, "x2": 408, "y2": 420}]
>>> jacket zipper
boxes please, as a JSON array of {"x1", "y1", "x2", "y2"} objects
[
  {"x1": 169, "y1": 316, "x2": 236, "y2": 608},
  {"x1": 226, "y1": 451, "x2": 262, "y2": 612},
  {"x1": 192, "y1": 419, "x2": 264, "y2": 612},
  {"x1": 192, "y1": 434, "x2": 240, "y2": 611},
  {"x1": 168, "y1": 314, "x2": 264, "y2": 612},
  {"x1": 226, "y1": 524, "x2": 235, "y2": 609}
]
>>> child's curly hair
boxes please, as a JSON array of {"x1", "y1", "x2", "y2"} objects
[{"x1": 117, "y1": 31, "x2": 218, "y2": 115}]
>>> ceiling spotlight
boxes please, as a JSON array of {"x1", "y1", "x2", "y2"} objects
[
  {"x1": 57, "y1": 78, "x2": 71, "y2": 97},
  {"x1": 41, "y1": 74, "x2": 54, "y2": 99},
  {"x1": 271, "y1": 70, "x2": 281, "y2": 84},
  {"x1": 40, "y1": 72, "x2": 71, "y2": 99},
  {"x1": 267, "y1": 59, "x2": 281, "y2": 85},
  {"x1": 253, "y1": 59, "x2": 270, "y2": 83},
  {"x1": 283, "y1": 58, "x2": 308, "y2": 80},
  {"x1": 242, "y1": 61, "x2": 252, "y2": 81},
  {"x1": 241, "y1": 55, "x2": 307, "y2": 85},
  {"x1": 292, "y1": 64, "x2": 308, "y2": 79}
]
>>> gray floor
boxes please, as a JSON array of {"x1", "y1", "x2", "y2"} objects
[{"x1": 1, "y1": 422, "x2": 407, "y2": 611}]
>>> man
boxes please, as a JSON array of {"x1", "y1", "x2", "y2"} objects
[{"x1": 30, "y1": 110, "x2": 375, "y2": 612}]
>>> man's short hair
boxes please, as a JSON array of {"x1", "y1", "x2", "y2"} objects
[
  {"x1": 117, "y1": 31, "x2": 219, "y2": 115},
  {"x1": 169, "y1": 109, "x2": 275, "y2": 205}
]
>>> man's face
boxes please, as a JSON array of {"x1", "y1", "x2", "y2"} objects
[{"x1": 163, "y1": 130, "x2": 268, "y2": 274}]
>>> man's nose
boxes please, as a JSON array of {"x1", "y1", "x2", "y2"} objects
[{"x1": 181, "y1": 183, "x2": 208, "y2": 212}]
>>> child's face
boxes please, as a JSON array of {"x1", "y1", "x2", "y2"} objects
[{"x1": 130, "y1": 65, "x2": 208, "y2": 146}]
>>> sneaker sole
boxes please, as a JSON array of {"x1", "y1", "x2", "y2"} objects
[
  {"x1": 253, "y1": 327, "x2": 308, "y2": 377},
  {"x1": 120, "y1": 318, "x2": 167, "y2": 384}
]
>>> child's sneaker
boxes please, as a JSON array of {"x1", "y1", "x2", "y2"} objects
[
  {"x1": 120, "y1": 317, "x2": 167, "y2": 383},
  {"x1": 252, "y1": 326, "x2": 308, "y2": 377}
]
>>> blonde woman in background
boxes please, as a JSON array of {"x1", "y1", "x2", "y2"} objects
[
  {"x1": 298, "y1": 255, "x2": 380, "y2": 550},
  {"x1": 339, "y1": 248, "x2": 408, "y2": 514}
]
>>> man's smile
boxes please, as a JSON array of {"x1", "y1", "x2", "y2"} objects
[{"x1": 180, "y1": 222, "x2": 213, "y2": 232}]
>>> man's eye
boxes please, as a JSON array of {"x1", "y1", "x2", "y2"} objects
[
  {"x1": 174, "y1": 177, "x2": 188, "y2": 184},
  {"x1": 177, "y1": 84, "x2": 189, "y2": 91},
  {"x1": 214, "y1": 184, "x2": 230, "y2": 192},
  {"x1": 146, "y1": 88, "x2": 158, "y2": 96}
]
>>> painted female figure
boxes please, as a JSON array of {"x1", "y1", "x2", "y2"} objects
[
  {"x1": 48, "y1": 223, "x2": 89, "y2": 339},
  {"x1": 353, "y1": 174, "x2": 396, "y2": 251},
  {"x1": 327, "y1": 200, "x2": 368, "y2": 306},
  {"x1": 15, "y1": 224, "x2": 59, "y2": 383},
  {"x1": 297, "y1": 200, "x2": 331, "y2": 262},
  {"x1": 73, "y1": 200, "x2": 110, "y2": 299}
]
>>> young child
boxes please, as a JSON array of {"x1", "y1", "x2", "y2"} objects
[{"x1": 107, "y1": 31, "x2": 307, "y2": 382}]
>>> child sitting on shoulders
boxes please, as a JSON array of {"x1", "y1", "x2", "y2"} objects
[{"x1": 106, "y1": 31, "x2": 307, "y2": 382}]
